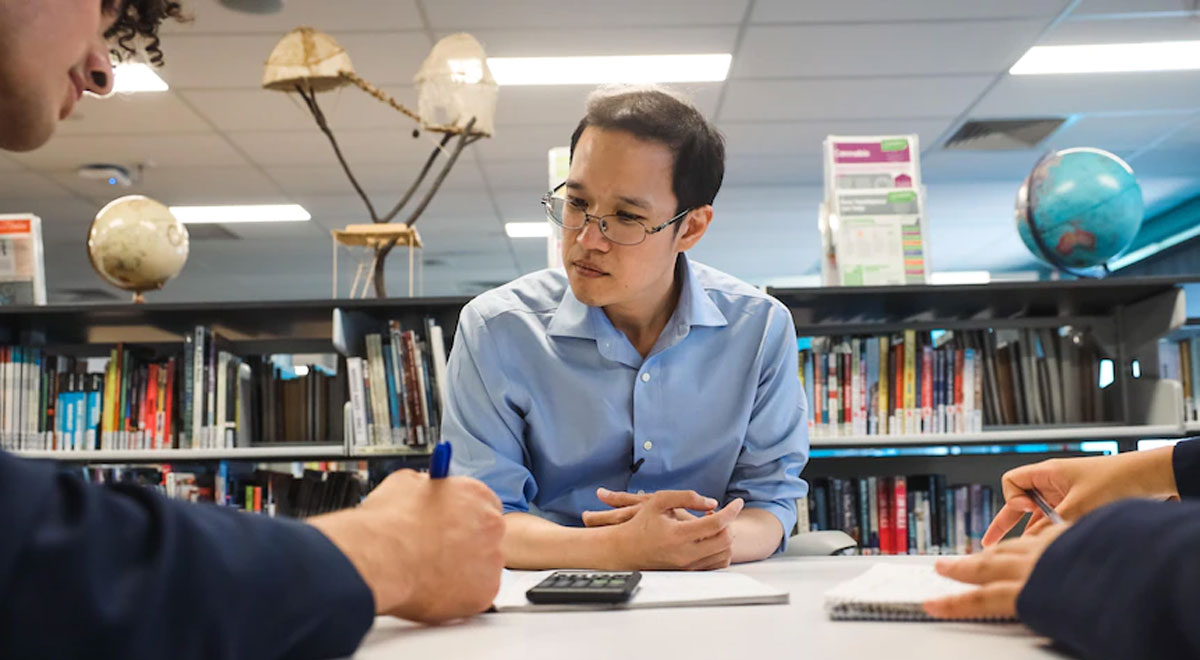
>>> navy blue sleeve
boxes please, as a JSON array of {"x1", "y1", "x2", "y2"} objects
[
  {"x1": 1017, "y1": 498, "x2": 1200, "y2": 660},
  {"x1": 1173, "y1": 439, "x2": 1200, "y2": 499},
  {"x1": 0, "y1": 452, "x2": 375, "y2": 660}
]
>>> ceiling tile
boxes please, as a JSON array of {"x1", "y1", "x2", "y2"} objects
[
  {"x1": 179, "y1": 85, "x2": 419, "y2": 132},
  {"x1": 491, "y1": 189, "x2": 547, "y2": 223},
  {"x1": 475, "y1": 124, "x2": 573, "y2": 161},
  {"x1": 223, "y1": 221, "x2": 328, "y2": 241},
  {"x1": 720, "y1": 76, "x2": 994, "y2": 121},
  {"x1": 424, "y1": 0, "x2": 748, "y2": 29},
  {"x1": 1069, "y1": 0, "x2": 1190, "y2": 16},
  {"x1": 0, "y1": 172, "x2": 76, "y2": 198},
  {"x1": 493, "y1": 84, "x2": 722, "y2": 126},
  {"x1": 158, "y1": 31, "x2": 431, "y2": 89},
  {"x1": 1146, "y1": 114, "x2": 1200, "y2": 144},
  {"x1": 751, "y1": 0, "x2": 1070, "y2": 22},
  {"x1": 719, "y1": 118, "x2": 954, "y2": 156},
  {"x1": 43, "y1": 166, "x2": 285, "y2": 206},
  {"x1": 733, "y1": 20, "x2": 1049, "y2": 78},
  {"x1": 723, "y1": 155, "x2": 823, "y2": 186},
  {"x1": 7, "y1": 133, "x2": 251, "y2": 171},
  {"x1": 225, "y1": 129, "x2": 436, "y2": 166},
  {"x1": 462, "y1": 27, "x2": 738, "y2": 57},
  {"x1": 479, "y1": 157, "x2": 551, "y2": 189},
  {"x1": 267, "y1": 159, "x2": 487, "y2": 197},
  {"x1": 58, "y1": 92, "x2": 211, "y2": 135},
  {"x1": 1126, "y1": 146, "x2": 1200, "y2": 178},
  {"x1": 1045, "y1": 112, "x2": 1196, "y2": 151},
  {"x1": 0, "y1": 154, "x2": 22, "y2": 171},
  {"x1": 974, "y1": 71, "x2": 1200, "y2": 116},
  {"x1": 161, "y1": 0, "x2": 423, "y2": 33},
  {"x1": 921, "y1": 149, "x2": 1059, "y2": 182},
  {"x1": 1047, "y1": 14, "x2": 1200, "y2": 44}
]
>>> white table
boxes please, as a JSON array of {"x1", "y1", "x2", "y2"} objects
[{"x1": 353, "y1": 556, "x2": 1066, "y2": 659}]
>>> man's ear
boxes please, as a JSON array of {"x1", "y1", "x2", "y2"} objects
[{"x1": 675, "y1": 205, "x2": 713, "y2": 252}]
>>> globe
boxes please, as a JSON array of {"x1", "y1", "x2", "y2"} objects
[
  {"x1": 1015, "y1": 147, "x2": 1143, "y2": 272},
  {"x1": 88, "y1": 195, "x2": 189, "y2": 302}
]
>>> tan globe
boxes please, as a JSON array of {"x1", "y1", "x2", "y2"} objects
[{"x1": 88, "y1": 195, "x2": 189, "y2": 300}]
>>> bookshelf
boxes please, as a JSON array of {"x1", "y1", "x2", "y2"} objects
[
  {"x1": 6, "y1": 277, "x2": 1196, "y2": 462},
  {"x1": 770, "y1": 275, "x2": 1192, "y2": 450}
]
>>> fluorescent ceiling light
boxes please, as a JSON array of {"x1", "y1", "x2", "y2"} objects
[
  {"x1": 168, "y1": 204, "x2": 311, "y2": 224},
  {"x1": 110, "y1": 62, "x2": 169, "y2": 93},
  {"x1": 505, "y1": 222, "x2": 551, "y2": 238},
  {"x1": 486, "y1": 54, "x2": 732, "y2": 86},
  {"x1": 1108, "y1": 221, "x2": 1200, "y2": 270},
  {"x1": 1010, "y1": 41, "x2": 1200, "y2": 75}
]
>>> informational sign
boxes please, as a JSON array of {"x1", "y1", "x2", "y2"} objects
[{"x1": 0, "y1": 215, "x2": 46, "y2": 305}]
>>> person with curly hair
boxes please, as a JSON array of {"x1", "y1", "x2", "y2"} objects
[{"x1": 0, "y1": 2, "x2": 506, "y2": 658}]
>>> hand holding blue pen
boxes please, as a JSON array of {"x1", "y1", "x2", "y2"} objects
[{"x1": 429, "y1": 441, "x2": 452, "y2": 479}]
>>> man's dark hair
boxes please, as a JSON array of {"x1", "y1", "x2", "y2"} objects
[
  {"x1": 569, "y1": 86, "x2": 725, "y2": 218},
  {"x1": 103, "y1": 0, "x2": 188, "y2": 66}
]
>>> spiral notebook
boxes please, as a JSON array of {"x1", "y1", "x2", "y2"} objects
[{"x1": 824, "y1": 564, "x2": 1017, "y2": 622}]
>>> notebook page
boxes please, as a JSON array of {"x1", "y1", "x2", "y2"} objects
[{"x1": 824, "y1": 563, "x2": 1014, "y2": 621}]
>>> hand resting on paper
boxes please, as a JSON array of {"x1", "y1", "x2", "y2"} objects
[{"x1": 923, "y1": 524, "x2": 1068, "y2": 620}]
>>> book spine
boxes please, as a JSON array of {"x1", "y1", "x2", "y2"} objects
[
  {"x1": 866, "y1": 475, "x2": 879, "y2": 554},
  {"x1": 346, "y1": 358, "x2": 369, "y2": 447},
  {"x1": 192, "y1": 327, "x2": 204, "y2": 449},
  {"x1": 827, "y1": 352, "x2": 838, "y2": 437},
  {"x1": 878, "y1": 477, "x2": 892, "y2": 554},
  {"x1": 973, "y1": 349, "x2": 984, "y2": 432},
  {"x1": 903, "y1": 330, "x2": 916, "y2": 434},
  {"x1": 970, "y1": 483, "x2": 984, "y2": 554},
  {"x1": 893, "y1": 476, "x2": 908, "y2": 555},
  {"x1": 382, "y1": 343, "x2": 402, "y2": 446},
  {"x1": 921, "y1": 345, "x2": 933, "y2": 434},
  {"x1": 365, "y1": 335, "x2": 392, "y2": 446}
]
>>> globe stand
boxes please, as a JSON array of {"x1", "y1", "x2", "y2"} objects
[
  {"x1": 1019, "y1": 153, "x2": 1110, "y2": 280},
  {"x1": 332, "y1": 223, "x2": 423, "y2": 298}
]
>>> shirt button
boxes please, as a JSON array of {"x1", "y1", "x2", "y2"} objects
[
  {"x1": 643, "y1": 440, "x2": 653, "y2": 451},
  {"x1": 641, "y1": 372, "x2": 651, "y2": 382},
  {"x1": 637, "y1": 490, "x2": 645, "y2": 495}
]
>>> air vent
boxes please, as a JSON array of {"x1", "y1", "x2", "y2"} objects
[
  {"x1": 186, "y1": 224, "x2": 239, "y2": 240},
  {"x1": 943, "y1": 118, "x2": 1067, "y2": 151}
]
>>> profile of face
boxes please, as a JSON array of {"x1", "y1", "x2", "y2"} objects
[
  {"x1": 562, "y1": 126, "x2": 711, "y2": 313},
  {"x1": 0, "y1": 0, "x2": 117, "y2": 151}
]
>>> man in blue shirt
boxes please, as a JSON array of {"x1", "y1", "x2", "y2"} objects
[{"x1": 445, "y1": 87, "x2": 809, "y2": 571}]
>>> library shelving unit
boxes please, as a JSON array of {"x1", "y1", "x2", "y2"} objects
[
  {"x1": 769, "y1": 276, "x2": 1194, "y2": 485},
  {"x1": 7, "y1": 277, "x2": 1197, "y2": 480},
  {"x1": 3, "y1": 297, "x2": 468, "y2": 465}
]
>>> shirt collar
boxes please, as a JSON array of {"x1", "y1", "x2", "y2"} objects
[{"x1": 546, "y1": 254, "x2": 728, "y2": 341}]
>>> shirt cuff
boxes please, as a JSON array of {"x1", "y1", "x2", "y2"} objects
[
  {"x1": 1173, "y1": 439, "x2": 1200, "y2": 499},
  {"x1": 742, "y1": 500, "x2": 795, "y2": 555}
]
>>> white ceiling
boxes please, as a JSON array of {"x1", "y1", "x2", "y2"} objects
[{"x1": 4, "y1": 0, "x2": 1200, "y2": 302}]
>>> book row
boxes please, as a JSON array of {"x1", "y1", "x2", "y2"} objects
[
  {"x1": 345, "y1": 318, "x2": 448, "y2": 449},
  {"x1": 76, "y1": 462, "x2": 366, "y2": 518},
  {"x1": 798, "y1": 327, "x2": 1106, "y2": 438},
  {"x1": 0, "y1": 330, "x2": 347, "y2": 452},
  {"x1": 799, "y1": 475, "x2": 1000, "y2": 556}
]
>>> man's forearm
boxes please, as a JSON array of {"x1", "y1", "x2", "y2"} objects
[
  {"x1": 730, "y1": 507, "x2": 785, "y2": 563},
  {"x1": 503, "y1": 512, "x2": 624, "y2": 570}
]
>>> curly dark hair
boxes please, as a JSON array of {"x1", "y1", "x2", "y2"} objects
[{"x1": 102, "y1": 0, "x2": 188, "y2": 66}]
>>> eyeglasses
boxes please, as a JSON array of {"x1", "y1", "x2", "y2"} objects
[{"x1": 541, "y1": 182, "x2": 690, "y2": 246}]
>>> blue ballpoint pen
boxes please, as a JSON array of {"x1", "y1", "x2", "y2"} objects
[
  {"x1": 1024, "y1": 488, "x2": 1066, "y2": 525},
  {"x1": 429, "y1": 441, "x2": 452, "y2": 479}
]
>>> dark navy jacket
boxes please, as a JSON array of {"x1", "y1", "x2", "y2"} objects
[
  {"x1": 0, "y1": 451, "x2": 374, "y2": 659},
  {"x1": 1018, "y1": 439, "x2": 1200, "y2": 659}
]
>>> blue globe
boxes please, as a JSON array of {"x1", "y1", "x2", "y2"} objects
[{"x1": 1015, "y1": 147, "x2": 1143, "y2": 270}]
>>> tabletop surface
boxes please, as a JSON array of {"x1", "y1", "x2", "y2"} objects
[{"x1": 351, "y1": 556, "x2": 1069, "y2": 660}]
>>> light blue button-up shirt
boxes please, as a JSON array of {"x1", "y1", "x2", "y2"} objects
[{"x1": 443, "y1": 254, "x2": 809, "y2": 551}]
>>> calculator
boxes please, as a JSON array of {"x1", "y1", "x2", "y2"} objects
[{"x1": 525, "y1": 571, "x2": 642, "y2": 605}]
